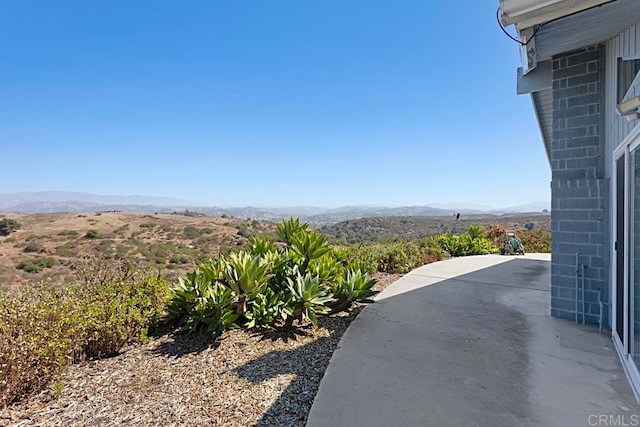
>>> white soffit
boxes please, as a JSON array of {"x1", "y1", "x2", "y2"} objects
[{"x1": 500, "y1": 0, "x2": 612, "y2": 29}]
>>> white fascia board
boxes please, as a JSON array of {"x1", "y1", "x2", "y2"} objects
[{"x1": 501, "y1": 0, "x2": 611, "y2": 28}]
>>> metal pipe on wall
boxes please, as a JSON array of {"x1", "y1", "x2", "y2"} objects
[{"x1": 576, "y1": 252, "x2": 581, "y2": 323}]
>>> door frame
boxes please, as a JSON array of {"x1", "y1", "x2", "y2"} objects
[
  {"x1": 613, "y1": 124, "x2": 640, "y2": 400},
  {"x1": 613, "y1": 147, "x2": 628, "y2": 353}
]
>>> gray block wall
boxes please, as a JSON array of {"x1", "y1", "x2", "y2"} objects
[{"x1": 550, "y1": 46, "x2": 608, "y2": 325}]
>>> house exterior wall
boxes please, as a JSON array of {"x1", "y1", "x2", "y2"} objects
[
  {"x1": 550, "y1": 46, "x2": 608, "y2": 324},
  {"x1": 549, "y1": 21, "x2": 640, "y2": 326},
  {"x1": 605, "y1": 22, "x2": 640, "y2": 157},
  {"x1": 604, "y1": 23, "x2": 640, "y2": 329}
]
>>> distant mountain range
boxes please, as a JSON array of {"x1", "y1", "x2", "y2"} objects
[{"x1": 0, "y1": 191, "x2": 550, "y2": 225}]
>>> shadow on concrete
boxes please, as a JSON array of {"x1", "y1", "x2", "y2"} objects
[{"x1": 306, "y1": 256, "x2": 640, "y2": 427}]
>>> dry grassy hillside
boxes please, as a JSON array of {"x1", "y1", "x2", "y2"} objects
[{"x1": 0, "y1": 212, "x2": 275, "y2": 289}]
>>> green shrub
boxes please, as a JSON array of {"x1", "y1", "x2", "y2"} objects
[
  {"x1": 57, "y1": 230, "x2": 79, "y2": 238},
  {"x1": 343, "y1": 239, "x2": 443, "y2": 274},
  {"x1": 23, "y1": 242, "x2": 43, "y2": 253},
  {"x1": 236, "y1": 224, "x2": 252, "y2": 238},
  {"x1": 183, "y1": 226, "x2": 201, "y2": 239},
  {"x1": 285, "y1": 273, "x2": 333, "y2": 327},
  {"x1": 55, "y1": 242, "x2": 78, "y2": 257},
  {"x1": 84, "y1": 229, "x2": 100, "y2": 239},
  {"x1": 169, "y1": 254, "x2": 190, "y2": 265},
  {"x1": 435, "y1": 233, "x2": 498, "y2": 257},
  {"x1": 484, "y1": 225, "x2": 551, "y2": 253},
  {"x1": 0, "y1": 218, "x2": 21, "y2": 236},
  {"x1": 518, "y1": 229, "x2": 551, "y2": 253},
  {"x1": 0, "y1": 258, "x2": 169, "y2": 406},
  {"x1": 328, "y1": 268, "x2": 377, "y2": 314},
  {"x1": 166, "y1": 218, "x2": 377, "y2": 336},
  {"x1": 0, "y1": 285, "x2": 81, "y2": 407},
  {"x1": 16, "y1": 257, "x2": 57, "y2": 273},
  {"x1": 74, "y1": 270, "x2": 168, "y2": 358},
  {"x1": 113, "y1": 224, "x2": 130, "y2": 235},
  {"x1": 140, "y1": 222, "x2": 156, "y2": 229},
  {"x1": 467, "y1": 225, "x2": 484, "y2": 240},
  {"x1": 165, "y1": 263, "x2": 238, "y2": 335}
]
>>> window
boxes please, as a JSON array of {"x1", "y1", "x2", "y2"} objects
[{"x1": 618, "y1": 58, "x2": 640, "y2": 103}]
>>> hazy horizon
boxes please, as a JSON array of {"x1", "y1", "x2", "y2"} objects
[
  {"x1": 1, "y1": 2, "x2": 549, "y2": 207},
  {"x1": 0, "y1": 190, "x2": 549, "y2": 212}
]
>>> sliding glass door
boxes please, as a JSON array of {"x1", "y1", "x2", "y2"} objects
[
  {"x1": 615, "y1": 140, "x2": 640, "y2": 388},
  {"x1": 633, "y1": 146, "x2": 640, "y2": 368}
]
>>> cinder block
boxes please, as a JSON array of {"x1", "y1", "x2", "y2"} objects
[{"x1": 553, "y1": 63, "x2": 588, "y2": 79}]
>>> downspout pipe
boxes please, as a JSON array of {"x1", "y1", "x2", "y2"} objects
[
  {"x1": 581, "y1": 264, "x2": 586, "y2": 324},
  {"x1": 575, "y1": 252, "x2": 581, "y2": 323}
]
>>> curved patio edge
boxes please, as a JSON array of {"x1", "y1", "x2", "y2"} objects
[{"x1": 306, "y1": 254, "x2": 638, "y2": 427}]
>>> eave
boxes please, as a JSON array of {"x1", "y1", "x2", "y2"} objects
[{"x1": 500, "y1": 0, "x2": 612, "y2": 29}]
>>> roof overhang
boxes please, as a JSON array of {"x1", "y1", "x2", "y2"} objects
[
  {"x1": 500, "y1": 0, "x2": 612, "y2": 29},
  {"x1": 501, "y1": 0, "x2": 640, "y2": 74},
  {"x1": 500, "y1": 0, "x2": 640, "y2": 168}
]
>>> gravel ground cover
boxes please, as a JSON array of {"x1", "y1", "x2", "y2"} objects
[{"x1": 0, "y1": 273, "x2": 401, "y2": 427}]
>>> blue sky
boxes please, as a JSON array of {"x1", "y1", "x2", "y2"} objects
[{"x1": 0, "y1": 1, "x2": 550, "y2": 208}]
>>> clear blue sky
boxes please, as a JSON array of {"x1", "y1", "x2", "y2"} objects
[{"x1": 0, "y1": 1, "x2": 550, "y2": 208}]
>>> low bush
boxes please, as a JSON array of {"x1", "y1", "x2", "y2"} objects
[
  {"x1": 183, "y1": 226, "x2": 201, "y2": 239},
  {"x1": 23, "y1": 242, "x2": 43, "y2": 253},
  {"x1": 16, "y1": 257, "x2": 57, "y2": 273},
  {"x1": 518, "y1": 229, "x2": 551, "y2": 253},
  {"x1": 55, "y1": 242, "x2": 78, "y2": 257},
  {"x1": 166, "y1": 218, "x2": 378, "y2": 335},
  {"x1": 0, "y1": 258, "x2": 169, "y2": 407},
  {"x1": 432, "y1": 226, "x2": 498, "y2": 257},
  {"x1": 113, "y1": 224, "x2": 130, "y2": 235},
  {"x1": 0, "y1": 285, "x2": 81, "y2": 408},
  {"x1": 0, "y1": 218, "x2": 21, "y2": 236},
  {"x1": 343, "y1": 238, "x2": 443, "y2": 274},
  {"x1": 57, "y1": 230, "x2": 79, "y2": 238},
  {"x1": 84, "y1": 229, "x2": 100, "y2": 239},
  {"x1": 484, "y1": 224, "x2": 551, "y2": 253}
]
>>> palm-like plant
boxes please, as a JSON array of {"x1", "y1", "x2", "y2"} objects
[
  {"x1": 289, "y1": 230, "x2": 331, "y2": 275},
  {"x1": 222, "y1": 251, "x2": 272, "y2": 317},
  {"x1": 329, "y1": 268, "x2": 377, "y2": 314},
  {"x1": 277, "y1": 217, "x2": 308, "y2": 245},
  {"x1": 467, "y1": 225, "x2": 484, "y2": 240},
  {"x1": 309, "y1": 255, "x2": 345, "y2": 285},
  {"x1": 285, "y1": 274, "x2": 334, "y2": 328},
  {"x1": 166, "y1": 270, "x2": 237, "y2": 335},
  {"x1": 245, "y1": 287, "x2": 289, "y2": 328},
  {"x1": 248, "y1": 236, "x2": 276, "y2": 256}
]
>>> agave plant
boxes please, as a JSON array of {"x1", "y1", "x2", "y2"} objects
[
  {"x1": 329, "y1": 268, "x2": 378, "y2": 314},
  {"x1": 277, "y1": 217, "x2": 308, "y2": 245},
  {"x1": 198, "y1": 257, "x2": 226, "y2": 283},
  {"x1": 248, "y1": 236, "x2": 276, "y2": 256},
  {"x1": 166, "y1": 269, "x2": 237, "y2": 335},
  {"x1": 222, "y1": 251, "x2": 272, "y2": 317},
  {"x1": 245, "y1": 287, "x2": 289, "y2": 328},
  {"x1": 260, "y1": 250, "x2": 292, "y2": 291},
  {"x1": 289, "y1": 230, "x2": 331, "y2": 275},
  {"x1": 285, "y1": 273, "x2": 334, "y2": 328},
  {"x1": 309, "y1": 255, "x2": 345, "y2": 285},
  {"x1": 467, "y1": 225, "x2": 484, "y2": 240}
]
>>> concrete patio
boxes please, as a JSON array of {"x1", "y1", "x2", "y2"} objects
[{"x1": 307, "y1": 255, "x2": 640, "y2": 427}]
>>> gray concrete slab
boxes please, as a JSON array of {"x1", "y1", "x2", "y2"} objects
[{"x1": 307, "y1": 255, "x2": 640, "y2": 427}]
